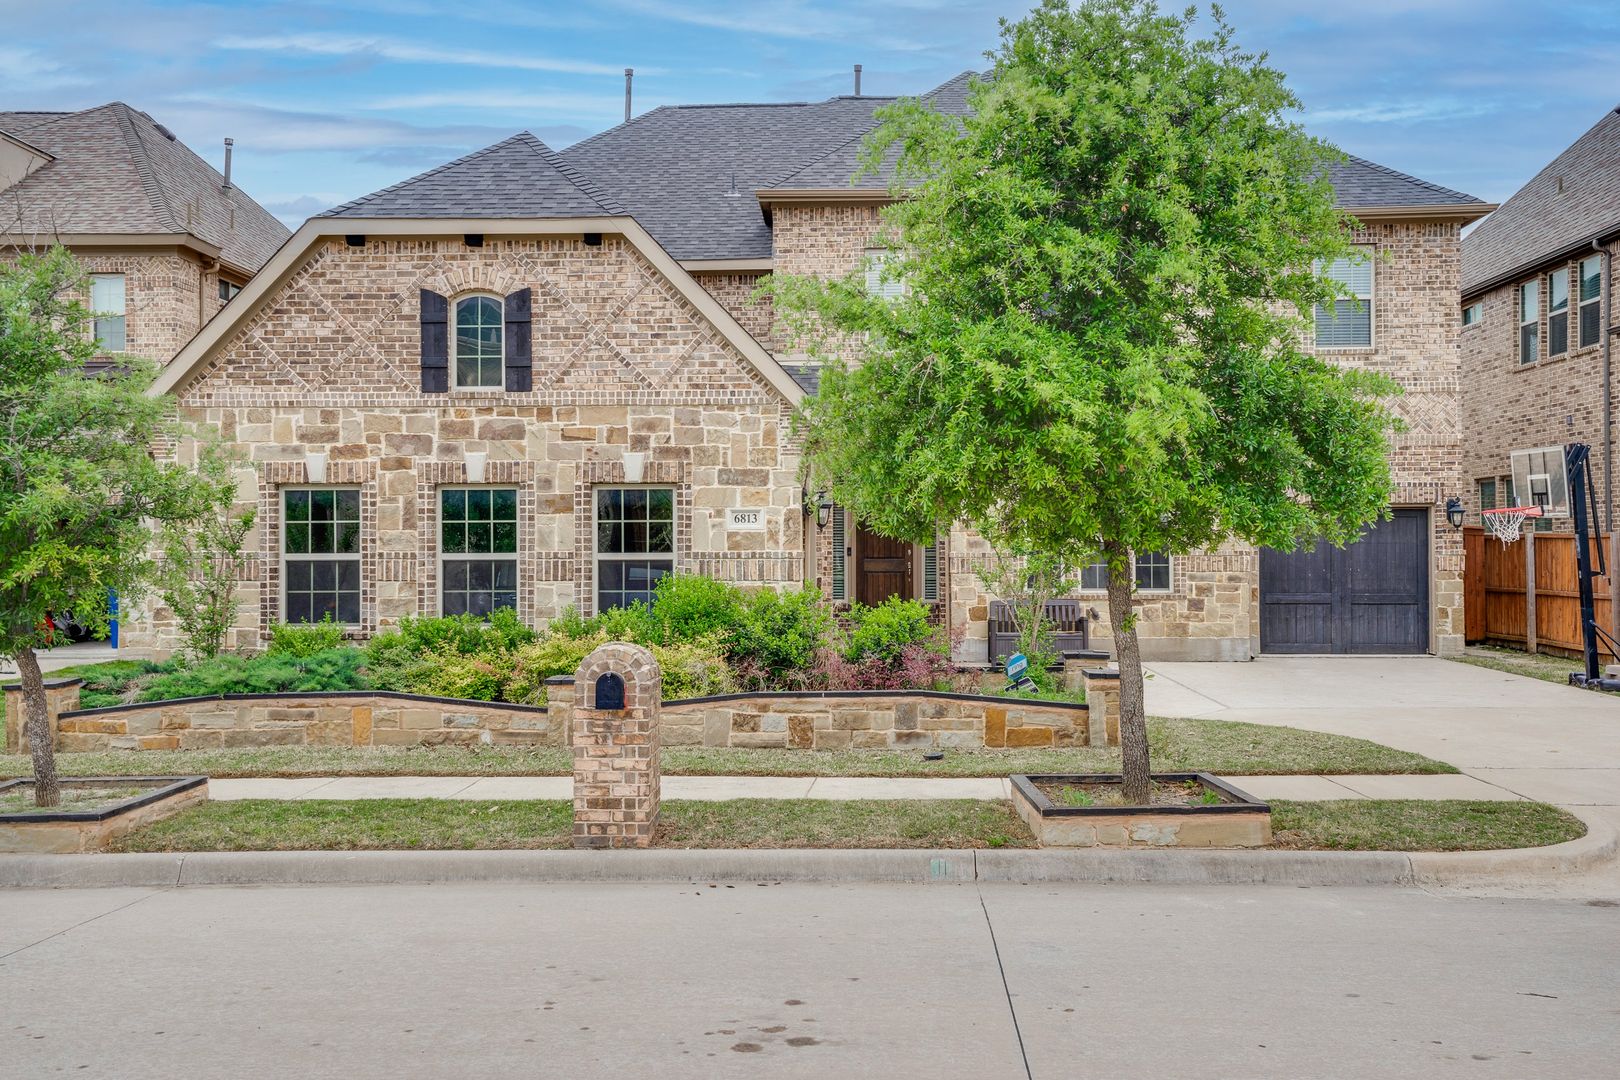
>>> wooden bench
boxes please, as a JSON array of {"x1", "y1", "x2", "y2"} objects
[{"x1": 987, "y1": 600, "x2": 1090, "y2": 664}]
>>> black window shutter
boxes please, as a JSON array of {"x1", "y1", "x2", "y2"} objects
[
  {"x1": 504, "y1": 288, "x2": 533, "y2": 391},
  {"x1": 420, "y1": 289, "x2": 448, "y2": 393}
]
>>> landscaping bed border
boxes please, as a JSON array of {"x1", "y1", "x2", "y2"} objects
[{"x1": 0, "y1": 776, "x2": 209, "y2": 854}]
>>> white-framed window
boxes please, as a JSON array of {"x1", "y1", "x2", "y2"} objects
[
  {"x1": 1519, "y1": 279, "x2": 1540, "y2": 363},
  {"x1": 452, "y1": 294, "x2": 504, "y2": 389},
  {"x1": 1078, "y1": 553, "x2": 1173, "y2": 594},
  {"x1": 863, "y1": 248, "x2": 906, "y2": 302},
  {"x1": 1580, "y1": 255, "x2": 1602, "y2": 349},
  {"x1": 282, "y1": 487, "x2": 361, "y2": 625},
  {"x1": 1314, "y1": 252, "x2": 1373, "y2": 348},
  {"x1": 90, "y1": 274, "x2": 126, "y2": 353},
  {"x1": 1462, "y1": 302, "x2": 1482, "y2": 328},
  {"x1": 595, "y1": 486, "x2": 674, "y2": 611},
  {"x1": 218, "y1": 278, "x2": 242, "y2": 303},
  {"x1": 439, "y1": 487, "x2": 518, "y2": 616},
  {"x1": 1548, "y1": 268, "x2": 1570, "y2": 357}
]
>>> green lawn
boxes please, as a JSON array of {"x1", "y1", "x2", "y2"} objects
[
  {"x1": 1450, "y1": 645, "x2": 1586, "y2": 686},
  {"x1": 0, "y1": 716, "x2": 1455, "y2": 779},
  {"x1": 108, "y1": 796, "x2": 1582, "y2": 853},
  {"x1": 0, "y1": 783, "x2": 147, "y2": 814},
  {"x1": 1270, "y1": 799, "x2": 1586, "y2": 851},
  {"x1": 110, "y1": 798, "x2": 1035, "y2": 852}
]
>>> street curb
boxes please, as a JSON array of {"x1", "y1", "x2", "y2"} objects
[{"x1": 0, "y1": 810, "x2": 1610, "y2": 889}]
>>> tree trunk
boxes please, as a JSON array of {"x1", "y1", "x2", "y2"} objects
[
  {"x1": 1102, "y1": 541, "x2": 1151, "y2": 805},
  {"x1": 15, "y1": 646, "x2": 60, "y2": 808}
]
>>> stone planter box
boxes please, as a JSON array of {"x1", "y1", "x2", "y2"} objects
[
  {"x1": 1010, "y1": 773, "x2": 1271, "y2": 848},
  {"x1": 0, "y1": 776, "x2": 208, "y2": 854}
]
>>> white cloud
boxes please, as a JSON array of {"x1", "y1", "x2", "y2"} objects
[
  {"x1": 0, "y1": 46, "x2": 91, "y2": 91},
  {"x1": 1307, "y1": 100, "x2": 1495, "y2": 125},
  {"x1": 213, "y1": 32, "x2": 654, "y2": 77},
  {"x1": 363, "y1": 90, "x2": 646, "y2": 116}
]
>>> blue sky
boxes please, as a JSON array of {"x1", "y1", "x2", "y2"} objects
[{"x1": 5, "y1": 0, "x2": 1619, "y2": 227}]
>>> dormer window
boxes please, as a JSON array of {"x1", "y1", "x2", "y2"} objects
[{"x1": 453, "y1": 294, "x2": 504, "y2": 389}]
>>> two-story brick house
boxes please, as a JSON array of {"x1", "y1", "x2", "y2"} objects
[
  {"x1": 132, "y1": 74, "x2": 1489, "y2": 662},
  {"x1": 1, "y1": 102, "x2": 289, "y2": 364},
  {"x1": 1460, "y1": 106, "x2": 1620, "y2": 536}
]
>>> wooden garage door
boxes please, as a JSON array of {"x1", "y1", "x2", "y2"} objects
[{"x1": 1260, "y1": 509, "x2": 1429, "y2": 654}]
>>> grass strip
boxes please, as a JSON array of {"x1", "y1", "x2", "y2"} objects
[
  {"x1": 0, "y1": 717, "x2": 1455, "y2": 780},
  {"x1": 1270, "y1": 799, "x2": 1586, "y2": 851},
  {"x1": 109, "y1": 798, "x2": 1035, "y2": 852}
]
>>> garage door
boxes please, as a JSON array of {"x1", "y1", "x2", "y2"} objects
[{"x1": 1259, "y1": 509, "x2": 1429, "y2": 654}]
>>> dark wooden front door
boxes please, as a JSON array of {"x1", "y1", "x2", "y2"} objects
[
  {"x1": 856, "y1": 526, "x2": 912, "y2": 606},
  {"x1": 1259, "y1": 509, "x2": 1429, "y2": 654}
]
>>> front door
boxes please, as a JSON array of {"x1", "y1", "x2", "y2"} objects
[{"x1": 856, "y1": 526, "x2": 912, "y2": 606}]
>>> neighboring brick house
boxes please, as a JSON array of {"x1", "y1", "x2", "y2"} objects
[
  {"x1": 0, "y1": 102, "x2": 289, "y2": 364},
  {"x1": 132, "y1": 74, "x2": 1489, "y2": 662},
  {"x1": 1460, "y1": 106, "x2": 1620, "y2": 535}
]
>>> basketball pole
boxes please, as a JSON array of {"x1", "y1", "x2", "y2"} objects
[{"x1": 1566, "y1": 442, "x2": 1620, "y2": 691}]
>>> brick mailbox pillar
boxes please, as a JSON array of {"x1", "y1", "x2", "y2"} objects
[{"x1": 571, "y1": 642, "x2": 662, "y2": 849}]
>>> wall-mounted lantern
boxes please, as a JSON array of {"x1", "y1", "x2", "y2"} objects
[
  {"x1": 816, "y1": 491, "x2": 833, "y2": 530},
  {"x1": 1445, "y1": 497, "x2": 1466, "y2": 530}
]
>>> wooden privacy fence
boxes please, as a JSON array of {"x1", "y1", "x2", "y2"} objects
[{"x1": 1464, "y1": 525, "x2": 1616, "y2": 660}]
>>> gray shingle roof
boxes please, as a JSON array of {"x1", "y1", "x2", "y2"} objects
[
  {"x1": 1462, "y1": 107, "x2": 1620, "y2": 296},
  {"x1": 559, "y1": 93, "x2": 910, "y2": 261},
  {"x1": 322, "y1": 132, "x2": 623, "y2": 219},
  {"x1": 1326, "y1": 155, "x2": 1486, "y2": 211},
  {"x1": 0, "y1": 103, "x2": 289, "y2": 273}
]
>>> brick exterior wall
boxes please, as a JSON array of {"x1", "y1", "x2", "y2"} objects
[
  {"x1": 72, "y1": 249, "x2": 224, "y2": 364},
  {"x1": 122, "y1": 235, "x2": 806, "y2": 654},
  {"x1": 1460, "y1": 240, "x2": 1620, "y2": 531}
]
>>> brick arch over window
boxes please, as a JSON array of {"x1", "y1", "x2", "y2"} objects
[{"x1": 431, "y1": 259, "x2": 531, "y2": 299}]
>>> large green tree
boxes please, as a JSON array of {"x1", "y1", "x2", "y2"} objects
[
  {"x1": 1, "y1": 246, "x2": 213, "y2": 806},
  {"x1": 772, "y1": 0, "x2": 1400, "y2": 802}
]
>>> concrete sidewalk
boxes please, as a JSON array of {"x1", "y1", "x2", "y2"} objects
[{"x1": 205, "y1": 772, "x2": 1518, "y2": 803}]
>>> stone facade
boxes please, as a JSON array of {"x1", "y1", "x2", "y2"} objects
[
  {"x1": 123, "y1": 234, "x2": 807, "y2": 653},
  {"x1": 1460, "y1": 239, "x2": 1620, "y2": 530}
]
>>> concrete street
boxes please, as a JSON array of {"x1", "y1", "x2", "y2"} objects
[{"x1": 3, "y1": 879, "x2": 1616, "y2": 1079}]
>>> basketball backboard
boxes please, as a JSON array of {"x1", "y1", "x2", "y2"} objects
[{"x1": 1509, "y1": 445, "x2": 1570, "y2": 517}]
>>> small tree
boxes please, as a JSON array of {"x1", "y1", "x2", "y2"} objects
[
  {"x1": 975, "y1": 545, "x2": 1083, "y2": 675},
  {"x1": 0, "y1": 246, "x2": 213, "y2": 806},
  {"x1": 772, "y1": 0, "x2": 1400, "y2": 803},
  {"x1": 158, "y1": 449, "x2": 255, "y2": 663}
]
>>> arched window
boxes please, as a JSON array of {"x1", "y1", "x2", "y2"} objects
[{"x1": 453, "y1": 294, "x2": 504, "y2": 388}]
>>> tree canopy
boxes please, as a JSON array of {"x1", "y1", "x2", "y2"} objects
[{"x1": 771, "y1": 0, "x2": 1401, "y2": 801}]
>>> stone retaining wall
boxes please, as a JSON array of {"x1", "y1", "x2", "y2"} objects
[{"x1": 655, "y1": 692, "x2": 1091, "y2": 750}]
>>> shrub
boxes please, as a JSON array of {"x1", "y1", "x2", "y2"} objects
[
  {"x1": 725, "y1": 586, "x2": 830, "y2": 690},
  {"x1": 368, "y1": 610, "x2": 535, "y2": 660},
  {"x1": 507, "y1": 631, "x2": 610, "y2": 705},
  {"x1": 137, "y1": 648, "x2": 369, "y2": 701},
  {"x1": 843, "y1": 597, "x2": 943, "y2": 664},
  {"x1": 649, "y1": 574, "x2": 744, "y2": 643},
  {"x1": 543, "y1": 603, "x2": 658, "y2": 645},
  {"x1": 266, "y1": 617, "x2": 345, "y2": 658},
  {"x1": 505, "y1": 631, "x2": 734, "y2": 704},
  {"x1": 651, "y1": 637, "x2": 737, "y2": 700},
  {"x1": 814, "y1": 640, "x2": 955, "y2": 692},
  {"x1": 66, "y1": 659, "x2": 178, "y2": 708},
  {"x1": 398, "y1": 650, "x2": 511, "y2": 702}
]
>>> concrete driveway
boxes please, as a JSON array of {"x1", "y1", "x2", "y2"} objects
[{"x1": 1144, "y1": 656, "x2": 1620, "y2": 815}]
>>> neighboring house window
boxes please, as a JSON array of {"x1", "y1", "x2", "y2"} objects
[
  {"x1": 90, "y1": 274, "x2": 126, "y2": 352},
  {"x1": 440, "y1": 488, "x2": 518, "y2": 617},
  {"x1": 1478, "y1": 478, "x2": 1497, "y2": 523},
  {"x1": 864, "y1": 249, "x2": 906, "y2": 302},
  {"x1": 1462, "y1": 302, "x2": 1482, "y2": 328},
  {"x1": 218, "y1": 279, "x2": 242, "y2": 303},
  {"x1": 1314, "y1": 253, "x2": 1373, "y2": 348},
  {"x1": 453, "y1": 294, "x2": 504, "y2": 389},
  {"x1": 596, "y1": 487, "x2": 674, "y2": 611},
  {"x1": 1519, "y1": 280, "x2": 1539, "y2": 363},
  {"x1": 1079, "y1": 553, "x2": 1172, "y2": 593},
  {"x1": 1580, "y1": 256, "x2": 1602, "y2": 349},
  {"x1": 1548, "y1": 268, "x2": 1570, "y2": 357},
  {"x1": 283, "y1": 488, "x2": 361, "y2": 625}
]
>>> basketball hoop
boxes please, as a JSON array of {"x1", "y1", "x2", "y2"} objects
[{"x1": 1481, "y1": 504, "x2": 1545, "y2": 545}]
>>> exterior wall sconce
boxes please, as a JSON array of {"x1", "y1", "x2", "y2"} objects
[
  {"x1": 816, "y1": 492, "x2": 833, "y2": 530},
  {"x1": 1445, "y1": 497, "x2": 1465, "y2": 529},
  {"x1": 304, "y1": 450, "x2": 328, "y2": 484}
]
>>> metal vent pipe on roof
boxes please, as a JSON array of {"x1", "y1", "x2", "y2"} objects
[
  {"x1": 625, "y1": 68, "x2": 634, "y2": 122},
  {"x1": 222, "y1": 138, "x2": 234, "y2": 191},
  {"x1": 854, "y1": 64, "x2": 862, "y2": 96}
]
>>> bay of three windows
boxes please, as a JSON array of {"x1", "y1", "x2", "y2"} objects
[
  {"x1": 1517, "y1": 256, "x2": 1601, "y2": 364},
  {"x1": 280, "y1": 484, "x2": 675, "y2": 624}
]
